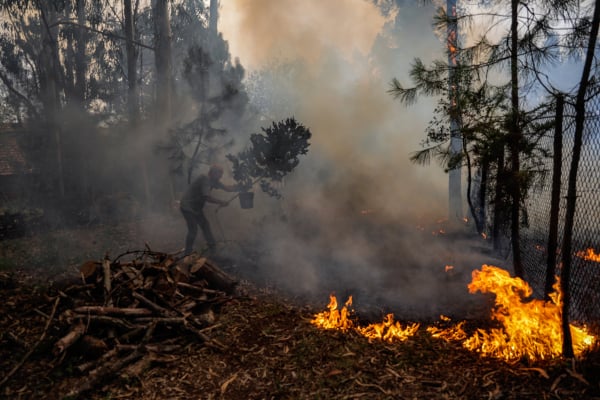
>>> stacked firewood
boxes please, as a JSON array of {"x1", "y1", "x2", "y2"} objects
[{"x1": 52, "y1": 249, "x2": 238, "y2": 398}]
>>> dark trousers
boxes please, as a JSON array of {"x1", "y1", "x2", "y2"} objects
[{"x1": 181, "y1": 207, "x2": 216, "y2": 255}]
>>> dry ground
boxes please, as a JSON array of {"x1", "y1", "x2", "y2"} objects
[{"x1": 1, "y1": 215, "x2": 600, "y2": 399}]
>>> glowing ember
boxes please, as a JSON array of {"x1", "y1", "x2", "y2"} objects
[
  {"x1": 431, "y1": 265, "x2": 596, "y2": 361},
  {"x1": 311, "y1": 296, "x2": 418, "y2": 343},
  {"x1": 445, "y1": 265, "x2": 454, "y2": 273},
  {"x1": 575, "y1": 248, "x2": 600, "y2": 262}
]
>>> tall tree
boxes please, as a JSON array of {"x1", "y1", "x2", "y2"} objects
[
  {"x1": 508, "y1": 0, "x2": 523, "y2": 278},
  {"x1": 153, "y1": 0, "x2": 172, "y2": 125}
]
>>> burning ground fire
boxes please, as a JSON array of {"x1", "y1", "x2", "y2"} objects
[
  {"x1": 575, "y1": 248, "x2": 600, "y2": 262},
  {"x1": 311, "y1": 295, "x2": 420, "y2": 342},
  {"x1": 311, "y1": 265, "x2": 597, "y2": 361}
]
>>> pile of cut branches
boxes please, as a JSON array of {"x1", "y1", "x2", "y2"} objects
[{"x1": 2, "y1": 249, "x2": 238, "y2": 399}]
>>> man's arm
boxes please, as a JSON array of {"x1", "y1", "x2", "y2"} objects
[
  {"x1": 204, "y1": 195, "x2": 228, "y2": 206},
  {"x1": 214, "y1": 181, "x2": 241, "y2": 192}
]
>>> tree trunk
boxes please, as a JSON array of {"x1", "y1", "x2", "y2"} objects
[
  {"x1": 209, "y1": 0, "x2": 219, "y2": 37},
  {"x1": 544, "y1": 93, "x2": 563, "y2": 301},
  {"x1": 492, "y1": 148, "x2": 505, "y2": 251},
  {"x1": 39, "y1": 5, "x2": 65, "y2": 198},
  {"x1": 153, "y1": 0, "x2": 172, "y2": 125},
  {"x1": 125, "y1": 0, "x2": 150, "y2": 206},
  {"x1": 477, "y1": 158, "x2": 488, "y2": 235},
  {"x1": 560, "y1": 0, "x2": 600, "y2": 359},
  {"x1": 75, "y1": 0, "x2": 87, "y2": 104},
  {"x1": 509, "y1": 0, "x2": 523, "y2": 278},
  {"x1": 124, "y1": 0, "x2": 139, "y2": 125}
]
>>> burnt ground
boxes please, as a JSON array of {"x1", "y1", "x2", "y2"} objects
[{"x1": 1, "y1": 213, "x2": 600, "y2": 399}]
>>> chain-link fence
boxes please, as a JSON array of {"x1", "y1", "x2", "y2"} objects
[{"x1": 515, "y1": 95, "x2": 600, "y2": 327}]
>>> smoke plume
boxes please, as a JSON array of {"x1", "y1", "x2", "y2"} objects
[{"x1": 210, "y1": 0, "x2": 506, "y2": 319}]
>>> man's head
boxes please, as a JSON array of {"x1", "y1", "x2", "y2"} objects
[{"x1": 208, "y1": 165, "x2": 224, "y2": 183}]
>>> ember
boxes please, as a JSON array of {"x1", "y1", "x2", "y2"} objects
[{"x1": 575, "y1": 247, "x2": 600, "y2": 262}]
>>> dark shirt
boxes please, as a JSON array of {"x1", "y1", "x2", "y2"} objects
[{"x1": 180, "y1": 175, "x2": 226, "y2": 213}]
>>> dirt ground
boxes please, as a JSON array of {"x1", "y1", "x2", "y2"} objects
[{"x1": 1, "y1": 214, "x2": 600, "y2": 399}]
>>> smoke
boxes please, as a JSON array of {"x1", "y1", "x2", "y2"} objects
[{"x1": 210, "y1": 0, "x2": 506, "y2": 319}]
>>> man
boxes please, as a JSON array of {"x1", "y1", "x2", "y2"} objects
[{"x1": 180, "y1": 165, "x2": 239, "y2": 255}]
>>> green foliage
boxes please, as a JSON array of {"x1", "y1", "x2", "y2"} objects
[{"x1": 227, "y1": 118, "x2": 311, "y2": 198}]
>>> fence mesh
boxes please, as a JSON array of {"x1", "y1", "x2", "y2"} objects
[{"x1": 512, "y1": 95, "x2": 600, "y2": 327}]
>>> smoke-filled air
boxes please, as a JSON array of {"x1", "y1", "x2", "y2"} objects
[
  {"x1": 3, "y1": 0, "x2": 600, "y2": 396},
  {"x1": 0, "y1": 0, "x2": 511, "y2": 320},
  {"x1": 210, "y1": 0, "x2": 505, "y2": 317}
]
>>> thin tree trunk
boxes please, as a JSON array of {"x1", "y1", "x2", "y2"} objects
[
  {"x1": 209, "y1": 0, "x2": 219, "y2": 37},
  {"x1": 560, "y1": 0, "x2": 600, "y2": 359},
  {"x1": 39, "y1": 4, "x2": 65, "y2": 198},
  {"x1": 75, "y1": 0, "x2": 87, "y2": 104},
  {"x1": 125, "y1": 0, "x2": 139, "y2": 125},
  {"x1": 544, "y1": 93, "x2": 563, "y2": 301},
  {"x1": 477, "y1": 159, "x2": 488, "y2": 235},
  {"x1": 125, "y1": 0, "x2": 150, "y2": 206},
  {"x1": 509, "y1": 0, "x2": 523, "y2": 278},
  {"x1": 153, "y1": 0, "x2": 172, "y2": 124},
  {"x1": 492, "y1": 148, "x2": 505, "y2": 251}
]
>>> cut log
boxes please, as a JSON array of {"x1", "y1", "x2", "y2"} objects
[
  {"x1": 73, "y1": 315, "x2": 142, "y2": 330},
  {"x1": 102, "y1": 256, "x2": 113, "y2": 306},
  {"x1": 79, "y1": 260, "x2": 100, "y2": 281},
  {"x1": 76, "y1": 348, "x2": 118, "y2": 374},
  {"x1": 191, "y1": 258, "x2": 238, "y2": 294},
  {"x1": 132, "y1": 292, "x2": 172, "y2": 316},
  {"x1": 54, "y1": 320, "x2": 86, "y2": 355},
  {"x1": 66, "y1": 349, "x2": 143, "y2": 398},
  {"x1": 73, "y1": 306, "x2": 153, "y2": 317},
  {"x1": 80, "y1": 335, "x2": 109, "y2": 357}
]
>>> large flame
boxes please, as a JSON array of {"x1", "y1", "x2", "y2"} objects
[
  {"x1": 431, "y1": 265, "x2": 596, "y2": 361},
  {"x1": 311, "y1": 295, "x2": 419, "y2": 342},
  {"x1": 312, "y1": 265, "x2": 596, "y2": 361},
  {"x1": 575, "y1": 248, "x2": 600, "y2": 262}
]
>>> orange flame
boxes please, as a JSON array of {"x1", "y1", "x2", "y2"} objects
[
  {"x1": 427, "y1": 316, "x2": 467, "y2": 341},
  {"x1": 311, "y1": 296, "x2": 419, "y2": 343},
  {"x1": 311, "y1": 295, "x2": 355, "y2": 331},
  {"x1": 357, "y1": 314, "x2": 420, "y2": 343},
  {"x1": 431, "y1": 265, "x2": 596, "y2": 361},
  {"x1": 313, "y1": 266, "x2": 596, "y2": 361},
  {"x1": 575, "y1": 248, "x2": 600, "y2": 262}
]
